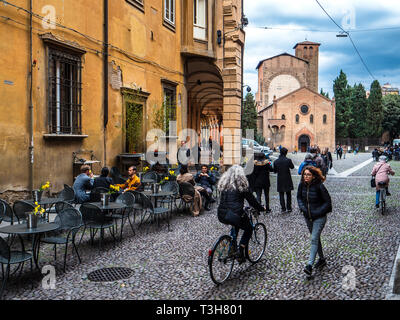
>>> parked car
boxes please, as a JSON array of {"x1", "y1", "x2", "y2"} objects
[{"x1": 242, "y1": 138, "x2": 273, "y2": 158}]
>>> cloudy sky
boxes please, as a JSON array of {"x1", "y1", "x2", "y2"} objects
[{"x1": 243, "y1": 0, "x2": 400, "y2": 98}]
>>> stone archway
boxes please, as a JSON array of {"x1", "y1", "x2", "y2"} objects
[{"x1": 298, "y1": 134, "x2": 310, "y2": 152}]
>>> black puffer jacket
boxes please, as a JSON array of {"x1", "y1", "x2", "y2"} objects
[
  {"x1": 247, "y1": 160, "x2": 274, "y2": 189},
  {"x1": 218, "y1": 189, "x2": 264, "y2": 225},
  {"x1": 297, "y1": 181, "x2": 332, "y2": 221}
]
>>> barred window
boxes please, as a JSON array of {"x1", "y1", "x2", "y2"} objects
[
  {"x1": 48, "y1": 48, "x2": 82, "y2": 134},
  {"x1": 162, "y1": 81, "x2": 177, "y2": 136}
]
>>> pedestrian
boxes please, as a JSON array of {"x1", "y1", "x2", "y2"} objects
[
  {"x1": 343, "y1": 145, "x2": 347, "y2": 159},
  {"x1": 298, "y1": 153, "x2": 317, "y2": 175},
  {"x1": 297, "y1": 166, "x2": 332, "y2": 277},
  {"x1": 321, "y1": 148, "x2": 333, "y2": 176},
  {"x1": 335, "y1": 145, "x2": 343, "y2": 160},
  {"x1": 273, "y1": 147, "x2": 294, "y2": 213},
  {"x1": 247, "y1": 152, "x2": 274, "y2": 213},
  {"x1": 310, "y1": 148, "x2": 327, "y2": 175},
  {"x1": 371, "y1": 155, "x2": 395, "y2": 208}
]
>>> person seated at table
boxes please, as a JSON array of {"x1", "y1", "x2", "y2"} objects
[
  {"x1": 73, "y1": 165, "x2": 94, "y2": 204},
  {"x1": 117, "y1": 166, "x2": 141, "y2": 193},
  {"x1": 93, "y1": 167, "x2": 113, "y2": 189},
  {"x1": 176, "y1": 165, "x2": 203, "y2": 216},
  {"x1": 195, "y1": 165, "x2": 216, "y2": 209}
]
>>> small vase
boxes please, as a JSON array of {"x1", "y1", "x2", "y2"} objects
[
  {"x1": 27, "y1": 214, "x2": 38, "y2": 229},
  {"x1": 32, "y1": 190, "x2": 43, "y2": 202},
  {"x1": 101, "y1": 193, "x2": 110, "y2": 206}
]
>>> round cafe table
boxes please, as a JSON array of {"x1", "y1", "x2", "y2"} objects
[{"x1": 0, "y1": 222, "x2": 60, "y2": 270}]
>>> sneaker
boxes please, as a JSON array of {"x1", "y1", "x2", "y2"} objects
[
  {"x1": 287, "y1": 209, "x2": 292, "y2": 213},
  {"x1": 281, "y1": 209, "x2": 287, "y2": 213},
  {"x1": 304, "y1": 264, "x2": 312, "y2": 276},
  {"x1": 386, "y1": 192, "x2": 391, "y2": 196},
  {"x1": 314, "y1": 258, "x2": 327, "y2": 269}
]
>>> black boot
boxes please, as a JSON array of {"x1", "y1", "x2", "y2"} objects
[
  {"x1": 303, "y1": 264, "x2": 312, "y2": 276},
  {"x1": 237, "y1": 246, "x2": 246, "y2": 264},
  {"x1": 314, "y1": 258, "x2": 327, "y2": 269}
]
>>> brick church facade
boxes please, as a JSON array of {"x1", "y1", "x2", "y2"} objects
[{"x1": 256, "y1": 41, "x2": 335, "y2": 152}]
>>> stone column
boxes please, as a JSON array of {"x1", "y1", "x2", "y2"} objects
[{"x1": 222, "y1": 0, "x2": 244, "y2": 165}]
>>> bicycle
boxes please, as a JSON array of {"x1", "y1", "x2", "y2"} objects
[
  {"x1": 208, "y1": 207, "x2": 267, "y2": 285},
  {"x1": 378, "y1": 182, "x2": 387, "y2": 215}
]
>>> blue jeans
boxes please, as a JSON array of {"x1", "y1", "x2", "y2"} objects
[
  {"x1": 305, "y1": 216, "x2": 327, "y2": 266},
  {"x1": 376, "y1": 190, "x2": 380, "y2": 205}
]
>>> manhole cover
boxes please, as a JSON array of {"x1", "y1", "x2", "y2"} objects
[{"x1": 87, "y1": 267, "x2": 134, "y2": 282}]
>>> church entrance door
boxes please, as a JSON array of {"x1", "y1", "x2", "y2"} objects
[{"x1": 298, "y1": 135, "x2": 310, "y2": 152}]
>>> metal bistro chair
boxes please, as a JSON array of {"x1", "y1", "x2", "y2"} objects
[
  {"x1": 79, "y1": 203, "x2": 116, "y2": 248},
  {"x1": 12, "y1": 201, "x2": 37, "y2": 224},
  {"x1": 90, "y1": 187, "x2": 110, "y2": 202},
  {"x1": 141, "y1": 194, "x2": 171, "y2": 232},
  {"x1": 55, "y1": 201, "x2": 75, "y2": 214},
  {"x1": 114, "y1": 192, "x2": 135, "y2": 240},
  {"x1": 59, "y1": 184, "x2": 76, "y2": 203},
  {"x1": 126, "y1": 190, "x2": 145, "y2": 226},
  {"x1": 0, "y1": 199, "x2": 19, "y2": 225},
  {"x1": 40, "y1": 208, "x2": 83, "y2": 272},
  {"x1": 141, "y1": 171, "x2": 158, "y2": 191},
  {"x1": 0, "y1": 237, "x2": 33, "y2": 300},
  {"x1": 160, "y1": 181, "x2": 180, "y2": 213},
  {"x1": 178, "y1": 182, "x2": 196, "y2": 214}
]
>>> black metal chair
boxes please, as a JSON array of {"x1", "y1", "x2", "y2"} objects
[
  {"x1": 0, "y1": 199, "x2": 18, "y2": 225},
  {"x1": 178, "y1": 182, "x2": 195, "y2": 213},
  {"x1": 59, "y1": 185, "x2": 75, "y2": 203},
  {"x1": 110, "y1": 167, "x2": 126, "y2": 185},
  {"x1": 141, "y1": 194, "x2": 171, "y2": 232},
  {"x1": 141, "y1": 171, "x2": 158, "y2": 190},
  {"x1": 89, "y1": 187, "x2": 110, "y2": 202},
  {"x1": 0, "y1": 236, "x2": 33, "y2": 300},
  {"x1": 160, "y1": 181, "x2": 179, "y2": 213},
  {"x1": 55, "y1": 201, "x2": 75, "y2": 214},
  {"x1": 79, "y1": 203, "x2": 116, "y2": 248},
  {"x1": 40, "y1": 208, "x2": 83, "y2": 272},
  {"x1": 12, "y1": 201, "x2": 36, "y2": 224},
  {"x1": 126, "y1": 190, "x2": 145, "y2": 226},
  {"x1": 114, "y1": 192, "x2": 135, "y2": 239}
]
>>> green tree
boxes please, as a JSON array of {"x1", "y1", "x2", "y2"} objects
[
  {"x1": 241, "y1": 92, "x2": 258, "y2": 136},
  {"x1": 349, "y1": 83, "x2": 368, "y2": 138},
  {"x1": 382, "y1": 94, "x2": 400, "y2": 140},
  {"x1": 333, "y1": 70, "x2": 352, "y2": 139},
  {"x1": 366, "y1": 80, "x2": 383, "y2": 138},
  {"x1": 320, "y1": 88, "x2": 330, "y2": 99}
]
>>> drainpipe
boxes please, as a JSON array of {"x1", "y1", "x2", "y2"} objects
[
  {"x1": 28, "y1": 0, "x2": 34, "y2": 192},
  {"x1": 103, "y1": 0, "x2": 109, "y2": 165}
]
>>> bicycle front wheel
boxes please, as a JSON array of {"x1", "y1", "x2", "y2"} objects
[
  {"x1": 246, "y1": 223, "x2": 267, "y2": 263},
  {"x1": 209, "y1": 235, "x2": 235, "y2": 285},
  {"x1": 380, "y1": 190, "x2": 386, "y2": 215}
]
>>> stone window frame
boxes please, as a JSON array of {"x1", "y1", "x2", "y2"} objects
[
  {"x1": 299, "y1": 104, "x2": 310, "y2": 115},
  {"x1": 126, "y1": 0, "x2": 144, "y2": 13},
  {"x1": 163, "y1": 0, "x2": 176, "y2": 32}
]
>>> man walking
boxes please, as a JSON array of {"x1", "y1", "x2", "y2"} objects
[{"x1": 273, "y1": 147, "x2": 294, "y2": 213}]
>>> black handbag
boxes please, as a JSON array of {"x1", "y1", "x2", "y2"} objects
[{"x1": 371, "y1": 176, "x2": 376, "y2": 188}]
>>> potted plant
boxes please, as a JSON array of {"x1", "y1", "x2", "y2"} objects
[
  {"x1": 27, "y1": 202, "x2": 46, "y2": 229},
  {"x1": 32, "y1": 181, "x2": 50, "y2": 202}
]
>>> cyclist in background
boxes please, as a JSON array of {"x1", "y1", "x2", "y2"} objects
[
  {"x1": 217, "y1": 165, "x2": 265, "y2": 264},
  {"x1": 371, "y1": 155, "x2": 395, "y2": 208}
]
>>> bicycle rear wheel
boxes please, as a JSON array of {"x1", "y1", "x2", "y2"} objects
[
  {"x1": 380, "y1": 189, "x2": 386, "y2": 215},
  {"x1": 209, "y1": 235, "x2": 235, "y2": 285},
  {"x1": 246, "y1": 223, "x2": 267, "y2": 263}
]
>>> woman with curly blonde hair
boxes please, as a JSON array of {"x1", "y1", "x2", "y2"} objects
[{"x1": 217, "y1": 165, "x2": 264, "y2": 263}]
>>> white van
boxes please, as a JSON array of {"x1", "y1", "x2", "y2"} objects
[{"x1": 393, "y1": 139, "x2": 400, "y2": 146}]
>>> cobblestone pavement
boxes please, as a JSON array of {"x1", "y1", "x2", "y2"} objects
[{"x1": 2, "y1": 156, "x2": 400, "y2": 300}]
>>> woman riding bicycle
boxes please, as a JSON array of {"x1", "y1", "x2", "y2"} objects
[
  {"x1": 217, "y1": 165, "x2": 265, "y2": 264},
  {"x1": 371, "y1": 155, "x2": 395, "y2": 208}
]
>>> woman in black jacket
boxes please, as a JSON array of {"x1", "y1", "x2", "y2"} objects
[
  {"x1": 217, "y1": 165, "x2": 265, "y2": 264},
  {"x1": 248, "y1": 152, "x2": 273, "y2": 213},
  {"x1": 297, "y1": 166, "x2": 332, "y2": 276}
]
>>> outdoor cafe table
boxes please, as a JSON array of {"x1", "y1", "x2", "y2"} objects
[
  {"x1": 0, "y1": 222, "x2": 60, "y2": 270},
  {"x1": 88, "y1": 202, "x2": 127, "y2": 242},
  {"x1": 26, "y1": 197, "x2": 65, "y2": 221}
]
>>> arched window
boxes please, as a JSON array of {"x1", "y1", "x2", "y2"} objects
[
  {"x1": 309, "y1": 46, "x2": 313, "y2": 57},
  {"x1": 295, "y1": 114, "x2": 299, "y2": 124},
  {"x1": 310, "y1": 114, "x2": 314, "y2": 124},
  {"x1": 303, "y1": 46, "x2": 308, "y2": 58},
  {"x1": 281, "y1": 114, "x2": 285, "y2": 120},
  {"x1": 323, "y1": 114, "x2": 327, "y2": 124}
]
